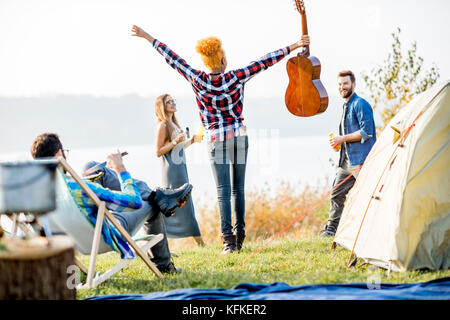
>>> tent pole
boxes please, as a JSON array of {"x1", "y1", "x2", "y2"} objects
[
  {"x1": 330, "y1": 241, "x2": 337, "y2": 251},
  {"x1": 387, "y1": 260, "x2": 392, "y2": 277},
  {"x1": 346, "y1": 253, "x2": 358, "y2": 269}
]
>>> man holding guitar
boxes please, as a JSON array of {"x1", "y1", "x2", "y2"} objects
[{"x1": 321, "y1": 70, "x2": 376, "y2": 237}]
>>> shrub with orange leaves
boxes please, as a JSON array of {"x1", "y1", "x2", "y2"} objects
[{"x1": 169, "y1": 180, "x2": 330, "y2": 250}]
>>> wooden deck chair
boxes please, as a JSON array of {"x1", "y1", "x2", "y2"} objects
[{"x1": 42, "y1": 157, "x2": 164, "y2": 288}]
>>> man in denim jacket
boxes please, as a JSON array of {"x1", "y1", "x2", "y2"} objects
[{"x1": 320, "y1": 70, "x2": 376, "y2": 237}]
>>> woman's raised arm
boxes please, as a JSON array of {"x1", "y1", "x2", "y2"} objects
[
  {"x1": 131, "y1": 25, "x2": 201, "y2": 83},
  {"x1": 131, "y1": 25, "x2": 155, "y2": 43}
]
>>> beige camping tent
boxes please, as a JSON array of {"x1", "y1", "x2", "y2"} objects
[{"x1": 334, "y1": 80, "x2": 450, "y2": 272}]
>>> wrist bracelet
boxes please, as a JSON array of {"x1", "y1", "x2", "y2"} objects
[{"x1": 172, "y1": 139, "x2": 177, "y2": 146}]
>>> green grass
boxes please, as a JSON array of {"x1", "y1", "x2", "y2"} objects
[{"x1": 76, "y1": 237, "x2": 450, "y2": 299}]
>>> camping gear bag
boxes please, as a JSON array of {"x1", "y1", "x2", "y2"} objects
[{"x1": 0, "y1": 159, "x2": 59, "y2": 215}]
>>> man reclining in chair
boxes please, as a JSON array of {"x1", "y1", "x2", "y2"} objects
[{"x1": 30, "y1": 132, "x2": 191, "y2": 274}]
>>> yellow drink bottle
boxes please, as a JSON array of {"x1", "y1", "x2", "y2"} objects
[
  {"x1": 329, "y1": 132, "x2": 341, "y2": 150},
  {"x1": 194, "y1": 124, "x2": 204, "y2": 142}
]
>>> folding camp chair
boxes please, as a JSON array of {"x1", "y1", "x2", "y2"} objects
[{"x1": 42, "y1": 157, "x2": 164, "y2": 288}]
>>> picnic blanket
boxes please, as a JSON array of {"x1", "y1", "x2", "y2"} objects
[{"x1": 87, "y1": 277, "x2": 450, "y2": 300}]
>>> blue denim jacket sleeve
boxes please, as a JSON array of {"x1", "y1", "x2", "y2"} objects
[{"x1": 354, "y1": 99, "x2": 375, "y2": 144}]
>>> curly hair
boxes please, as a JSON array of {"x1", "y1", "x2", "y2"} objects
[
  {"x1": 196, "y1": 37, "x2": 225, "y2": 71},
  {"x1": 30, "y1": 133, "x2": 63, "y2": 159}
]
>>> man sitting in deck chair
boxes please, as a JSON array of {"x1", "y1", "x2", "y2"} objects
[{"x1": 30, "y1": 132, "x2": 192, "y2": 274}]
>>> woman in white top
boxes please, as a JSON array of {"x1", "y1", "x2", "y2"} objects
[{"x1": 154, "y1": 94, "x2": 205, "y2": 246}]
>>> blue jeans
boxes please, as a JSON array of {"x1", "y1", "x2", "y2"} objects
[
  {"x1": 207, "y1": 136, "x2": 248, "y2": 235},
  {"x1": 83, "y1": 161, "x2": 153, "y2": 200},
  {"x1": 83, "y1": 162, "x2": 170, "y2": 268}
]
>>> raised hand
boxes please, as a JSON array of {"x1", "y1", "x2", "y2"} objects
[
  {"x1": 288, "y1": 35, "x2": 310, "y2": 52},
  {"x1": 131, "y1": 25, "x2": 154, "y2": 43},
  {"x1": 106, "y1": 150, "x2": 126, "y2": 173},
  {"x1": 298, "y1": 35, "x2": 310, "y2": 47},
  {"x1": 131, "y1": 25, "x2": 147, "y2": 38}
]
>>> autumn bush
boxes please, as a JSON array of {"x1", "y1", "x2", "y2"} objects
[{"x1": 168, "y1": 180, "x2": 330, "y2": 250}]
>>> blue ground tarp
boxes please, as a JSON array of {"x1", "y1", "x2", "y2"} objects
[{"x1": 87, "y1": 277, "x2": 450, "y2": 300}]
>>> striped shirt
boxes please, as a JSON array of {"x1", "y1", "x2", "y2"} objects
[
  {"x1": 65, "y1": 171, "x2": 142, "y2": 258},
  {"x1": 152, "y1": 39, "x2": 291, "y2": 142}
]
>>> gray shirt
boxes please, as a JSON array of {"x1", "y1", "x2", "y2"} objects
[{"x1": 339, "y1": 102, "x2": 350, "y2": 168}]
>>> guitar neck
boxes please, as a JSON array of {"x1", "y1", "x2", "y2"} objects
[
  {"x1": 300, "y1": 12, "x2": 310, "y2": 54},
  {"x1": 301, "y1": 13, "x2": 308, "y2": 36}
]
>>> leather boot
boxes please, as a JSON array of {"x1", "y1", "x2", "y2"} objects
[
  {"x1": 221, "y1": 234, "x2": 236, "y2": 254},
  {"x1": 319, "y1": 224, "x2": 336, "y2": 237},
  {"x1": 157, "y1": 261, "x2": 182, "y2": 274},
  {"x1": 236, "y1": 233, "x2": 245, "y2": 251},
  {"x1": 149, "y1": 183, "x2": 193, "y2": 217}
]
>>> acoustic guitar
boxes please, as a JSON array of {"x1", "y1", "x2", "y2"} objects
[{"x1": 285, "y1": 0, "x2": 328, "y2": 117}]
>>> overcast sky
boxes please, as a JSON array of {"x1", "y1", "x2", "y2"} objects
[{"x1": 0, "y1": 0, "x2": 449, "y2": 99}]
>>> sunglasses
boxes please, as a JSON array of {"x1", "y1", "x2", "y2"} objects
[{"x1": 166, "y1": 99, "x2": 177, "y2": 105}]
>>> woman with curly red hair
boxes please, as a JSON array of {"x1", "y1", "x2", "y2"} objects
[{"x1": 132, "y1": 24, "x2": 309, "y2": 254}]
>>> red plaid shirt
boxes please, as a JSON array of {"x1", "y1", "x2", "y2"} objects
[{"x1": 152, "y1": 39, "x2": 291, "y2": 142}]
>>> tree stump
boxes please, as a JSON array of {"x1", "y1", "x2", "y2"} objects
[{"x1": 0, "y1": 235, "x2": 76, "y2": 300}]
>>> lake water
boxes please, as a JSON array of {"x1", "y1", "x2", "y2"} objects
[{"x1": 0, "y1": 134, "x2": 339, "y2": 205}]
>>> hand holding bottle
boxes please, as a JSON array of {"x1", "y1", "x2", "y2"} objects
[{"x1": 329, "y1": 133, "x2": 342, "y2": 152}]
